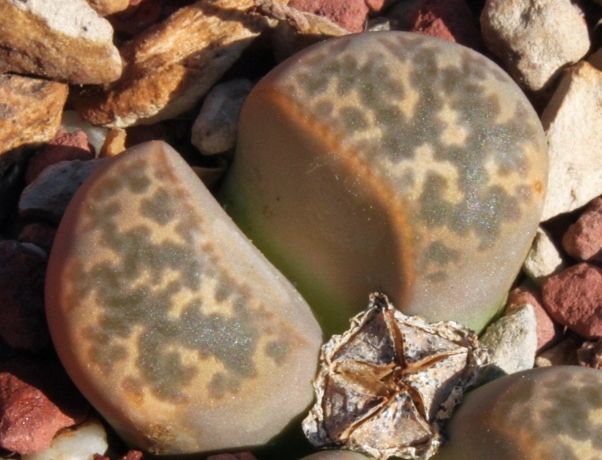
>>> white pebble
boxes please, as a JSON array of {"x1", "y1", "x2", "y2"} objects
[
  {"x1": 61, "y1": 110, "x2": 108, "y2": 155},
  {"x1": 22, "y1": 418, "x2": 108, "y2": 460}
]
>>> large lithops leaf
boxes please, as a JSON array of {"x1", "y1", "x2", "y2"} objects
[
  {"x1": 219, "y1": 31, "x2": 548, "y2": 335},
  {"x1": 45, "y1": 141, "x2": 323, "y2": 454}
]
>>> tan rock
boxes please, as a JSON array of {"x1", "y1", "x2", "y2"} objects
[
  {"x1": 85, "y1": 0, "x2": 129, "y2": 15},
  {"x1": 522, "y1": 226, "x2": 566, "y2": 285},
  {"x1": 74, "y1": 0, "x2": 275, "y2": 127},
  {"x1": 0, "y1": 74, "x2": 68, "y2": 164},
  {"x1": 98, "y1": 128, "x2": 127, "y2": 158},
  {"x1": 0, "y1": 0, "x2": 122, "y2": 84},
  {"x1": 541, "y1": 62, "x2": 602, "y2": 220},
  {"x1": 480, "y1": 304, "x2": 537, "y2": 381},
  {"x1": 252, "y1": 0, "x2": 348, "y2": 62},
  {"x1": 535, "y1": 335, "x2": 580, "y2": 367},
  {"x1": 481, "y1": 0, "x2": 589, "y2": 92}
]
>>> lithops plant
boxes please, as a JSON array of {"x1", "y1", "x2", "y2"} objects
[
  {"x1": 432, "y1": 366, "x2": 602, "y2": 460},
  {"x1": 219, "y1": 31, "x2": 548, "y2": 335},
  {"x1": 45, "y1": 141, "x2": 323, "y2": 454}
]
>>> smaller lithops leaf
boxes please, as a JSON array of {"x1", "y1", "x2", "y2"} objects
[
  {"x1": 45, "y1": 141, "x2": 323, "y2": 455},
  {"x1": 432, "y1": 366, "x2": 602, "y2": 460},
  {"x1": 302, "y1": 293, "x2": 488, "y2": 460}
]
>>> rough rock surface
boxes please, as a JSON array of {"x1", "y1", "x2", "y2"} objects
[
  {"x1": 74, "y1": 0, "x2": 273, "y2": 127},
  {"x1": 506, "y1": 285, "x2": 563, "y2": 352},
  {"x1": 523, "y1": 227, "x2": 566, "y2": 285},
  {"x1": 535, "y1": 335, "x2": 581, "y2": 367},
  {"x1": 0, "y1": 360, "x2": 88, "y2": 455},
  {"x1": 577, "y1": 338, "x2": 602, "y2": 369},
  {"x1": 541, "y1": 62, "x2": 602, "y2": 220},
  {"x1": 0, "y1": 0, "x2": 122, "y2": 84},
  {"x1": 192, "y1": 79, "x2": 254, "y2": 155},
  {"x1": 288, "y1": 0, "x2": 369, "y2": 32},
  {"x1": 60, "y1": 111, "x2": 109, "y2": 155},
  {"x1": 562, "y1": 196, "x2": 602, "y2": 262},
  {"x1": 542, "y1": 263, "x2": 602, "y2": 339},
  {"x1": 19, "y1": 159, "x2": 108, "y2": 224},
  {"x1": 480, "y1": 0, "x2": 589, "y2": 92},
  {"x1": 25, "y1": 129, "x2": 94, "y2": 185},
  {"x1": 588, "y1": 44, "x2": 602, "y2": 71},
  {"x1": 257, "y1": 1, "x2": 349, "y2": 62},
  {"x1": 85, "y1": 0, "x2": 129, "y2": 15},
  {"x1": 98, "y1": 128, "x2": 127, "y2": 158},
  {"x1": 0, "y1": 241, "x2": 48, "y2": 351},
  {"x1": 19, "y1": 223, "x2": 57, "y2": 255},
  {"x1": 0, "y1": 75, "x2": 68, "y2": 160},
  {"x1": 480, "y1": 304, "x2": 537, "y2": 380},
  {"x1": 409, "y1": 0, "x2": 484, "y2": 51}
]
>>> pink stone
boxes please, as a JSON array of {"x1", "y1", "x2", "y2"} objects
[
  {"x1": 364, "y1": 0, "x2": 389, "y2": 13},
  {"x1": 562, "y1": 197, "x2": 602, "y2": 262},
  {"x1": 506, "y1": 285, "x2": 564, "y2": 352},
  {"x1": 409, "y1": 0, "x2": 485, "y2": 51},
  {"x1": 0, "y1": 240, "x2": 48, "y2": 351},
  {"x1": 542, "y1": 263, "x2": 602, "y2": 339},
  {"x1": 288, "y1": 0, "x2": 369, "y2": 33},
  {"x1": 19, "y1": 223, "x2": 57, "y2": 254},
  {"x1": 25, "y1": 129, "x2": 93, "y2": 184},
  {"x1": 0, "y1": 360, "x2": 88, "y2": 455}
]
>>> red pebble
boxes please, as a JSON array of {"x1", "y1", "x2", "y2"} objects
[
  {"x1": 0, "y1": 360, "x2": 89, "y2": 455},
  {"x1": 506, "y1": 285, "x2": 564, "y2": 352},
  {"x1": 0, "y1": 240, "x2": 48, "y2": 351},
  {"x1": 542, "y1": 263, "x2": 602, "y2": 339},
  {"x1": 25, "y1": 129, "x2": 94, "y2": 185},
  {"x1": 409, "y1": 0, "x2": 485, "y2": 51},
  {"x1": 364, "y1": 0, "x2": 390, "y2": 13},
  {"x1": 562, "y1": 197, "x2": 602, "y2": 262},
  {"x1": 288, "y1": 0, "x2": 369, "y2": 33}
]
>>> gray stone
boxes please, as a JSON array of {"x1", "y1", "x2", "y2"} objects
[
  {"x1": 19, "y1": 159, "x2": 107, "y2": 224},
  {"x1": 192, "y1": 79, "x2": 255, "y2": 155},
  {"x1": 522, "y1": 227, "x2": 566, "y2": 285},
  {"x1": 480, "y1": 304, "x2": 537, "y2": 381}
]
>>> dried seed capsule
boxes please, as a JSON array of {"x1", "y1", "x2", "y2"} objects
[
  {"x1": 303, "y1": 293, "x2": 488, "y2": 460},
  {"x1": 45, "y1": 141, "x2": 323, "y2": 454},
  {"x1": 219, "y1": 31, "x2": 548, "y2": 335}
]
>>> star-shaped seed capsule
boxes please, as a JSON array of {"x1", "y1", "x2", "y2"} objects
[{"x1": 303, "y1": 293, "x2": 488, "y2": 460}]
